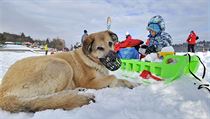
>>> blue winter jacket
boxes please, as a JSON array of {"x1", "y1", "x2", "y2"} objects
[{"x1": 147, "y1": 32, "x2": 172, "y2": 52}]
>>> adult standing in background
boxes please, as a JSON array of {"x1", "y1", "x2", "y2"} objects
[
  {"x1": 44, "y1": 43, "x2": 48, "y2": 55},
  {"x1": 44, "y1": 38, "x2": 49, "y2": 55},
  {"x1": 81, "y1": 30, "x2": 88, "y2": 45},
  {"x1": 186, "y1": 30, "x2": 198, "y2": 53}
]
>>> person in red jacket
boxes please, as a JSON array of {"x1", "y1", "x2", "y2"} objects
[
  {"x1": 186, "y1": 30, "x2": 198, "y2": 53},
  {"x1": 114, "y1": 32, "x2": 144, "y2": 52}
]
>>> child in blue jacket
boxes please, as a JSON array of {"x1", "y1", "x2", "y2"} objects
[
  {"x1": 140, "y1": 15, "x2": 174, "y2": 61},
  {"x1": 145, "y1": 15, "x2": 173, "y2": 54}
]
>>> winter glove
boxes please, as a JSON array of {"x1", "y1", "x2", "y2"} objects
[
  {"x1": 139, "y1": 41, "x2": 144, "y2": 45},
  {"x1": 145, "y1": 45, "x2": 157, "y2": 54},
  {"x1": 138, "y1": 45, "x2": 148, "y2": 56},
  {"x1": 140, "y1": 45, "x2": 148, "y2": 49},
  {"x1": 196, "y1": 36, "x2": 199, "y2": 40}
]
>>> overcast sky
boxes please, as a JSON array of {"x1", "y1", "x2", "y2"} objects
[{"x1": 0, "y1": 0, "x2": 209, "y2": 47}]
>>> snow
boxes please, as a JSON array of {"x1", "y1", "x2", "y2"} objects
[
  {"x1": 0, "y1": 48, "x2": 210, "y2": 119},
  {"x1": 3, "y1": 44, "x2": 32, "y2": 50},
  {"x1": 0, "y1": 44, "x2": 43, "y2": 52}
]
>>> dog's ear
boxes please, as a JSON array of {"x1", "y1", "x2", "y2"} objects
[
  {"x1": 107, "y1": 30, "x2": 118, "y2": 43},
  {"x1": 82, "y1": 35, "x2": 94, "y2": 55}
]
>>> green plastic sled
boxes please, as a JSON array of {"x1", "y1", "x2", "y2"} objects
[{"x1": 120, "y1": 55, "x2": 200, "y2": 83}]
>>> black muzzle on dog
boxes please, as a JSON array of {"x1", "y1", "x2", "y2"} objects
[{"x1": 99, "y1": 51, "x2": 121, "y2": 71}]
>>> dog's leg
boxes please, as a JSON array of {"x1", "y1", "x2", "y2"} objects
[
  {"x1": 109, "y1": 79, "x2": 140, "y2": 89},
  {"x1": 84, "y1": 75, "x2": 116, "y2": 89},
  {"x1": 0, "y1": 89, "x2": 94, "y2": 112},
  {"x1": 84, "y1": 75, "x2": 140, "y2": 89}
]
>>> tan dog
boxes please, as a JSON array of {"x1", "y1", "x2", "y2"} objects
[{"x1": 0, "y1": 31, "x2": 138, "y2": 112}]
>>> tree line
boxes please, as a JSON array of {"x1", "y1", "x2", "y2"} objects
[{"x1": 0, "y1": 32, "x2": 65, "y2": 50}]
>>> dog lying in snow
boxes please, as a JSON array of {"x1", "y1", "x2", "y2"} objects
[{"x1": 0, "y1": 31, "x2": 139, "y2": 112}]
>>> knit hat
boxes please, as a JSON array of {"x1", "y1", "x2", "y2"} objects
[
  {"x1": 147, "y1": 23, "x2": 161, "y2": 33},
  {"x1": 147, "y1": 15, "x2": 165, "y2": 32}
]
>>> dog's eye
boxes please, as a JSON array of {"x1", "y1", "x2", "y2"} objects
[
  {"x1": 97, "y1": 47, "x2": 104, "y2": 51},
  {"x1": 108, "y1": 42, "x2": 113, "y2": 47}
]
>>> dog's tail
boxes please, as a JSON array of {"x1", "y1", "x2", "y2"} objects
[{"x1": 0, "y1": 90, "x2": 94, "y2": 112}]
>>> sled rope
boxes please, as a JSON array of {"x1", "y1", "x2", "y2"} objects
[
  {"x1": 186, "y1": 53, "x2": 209, "y2": 93},
  {"x1": 187, "y1": 53, "x2": 206, "y2": 81},
  {"x1": 198, "y1": 84, "x2": 210, "y2": 92}
]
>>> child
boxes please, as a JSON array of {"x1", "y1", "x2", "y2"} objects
[
  {"x1": 141, "y1": 15, "x2": 174, "y2": 61},
  {"x1": 115, "y1": 32, "x2": 144, "y2": 59}
]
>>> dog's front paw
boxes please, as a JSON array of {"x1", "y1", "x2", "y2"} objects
[
  {"x1": 78, "y1": 93, "x2": 96, "y2": 103},
  {"x1": 110, "y1": 79, "x2": 141, "y2": 89}
]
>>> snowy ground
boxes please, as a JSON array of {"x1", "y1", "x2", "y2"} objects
[{"x1": 0, "y1": 50, "x2": 209, "y2": 119}]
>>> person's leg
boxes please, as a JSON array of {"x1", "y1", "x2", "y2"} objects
[
  {"x1": 192, "y1": 44, "x2": 195, "y2": 53},
  {"x1": 45, "y1": 50, "x2": 48, "y2": 55},
  {"x1": 188, "y1": 44, "x2": 191, "y2": 52}
]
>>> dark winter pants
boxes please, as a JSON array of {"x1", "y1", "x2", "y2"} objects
[
  {"x1": 188, "y1": 44, "x2": 195, "y2": 53},
  {"x1": 45, "y1": 50, "x2": 48, "y2": 55}
]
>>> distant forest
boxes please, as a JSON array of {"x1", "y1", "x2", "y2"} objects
[{"x1": 0, "y1": 32, "x2": 66, "y2": 50}]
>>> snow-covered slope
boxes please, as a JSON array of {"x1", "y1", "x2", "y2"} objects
[
  {"x1": 0, "y1": 51, "x2": 209, "y2": 119},
  {"x1": 0, "y1": 51, "x2": 43, "y2": 79}
]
